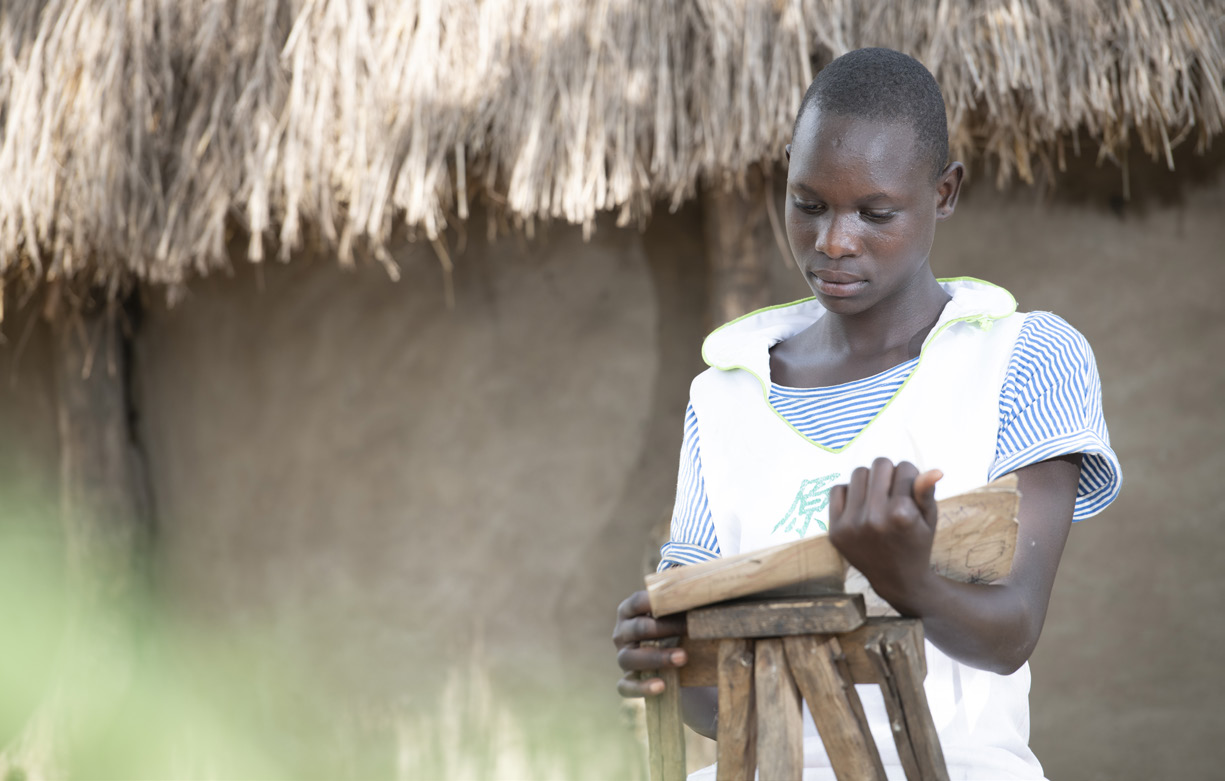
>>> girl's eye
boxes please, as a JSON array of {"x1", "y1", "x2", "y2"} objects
[
  {"x1": 862, "y1": 210, "x2": 896, "y2": 223},
  {"x1": 793, "y1": 201, "x2": 824, "y2": 214}
]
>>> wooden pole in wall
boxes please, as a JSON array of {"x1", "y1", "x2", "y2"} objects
[
  {"x1": 700, "y1": 169, "x2": 776, "y2": 327},
  {"x1": 53, "y1": 294, "x2": 151, "y2": 660},
  {"x1": 1, "y1": 295, "x2": 152, "y2": 776}
]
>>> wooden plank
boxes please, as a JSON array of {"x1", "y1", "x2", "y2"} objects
[
  {"x1": 752, "y1": 577, "x2": 853, "y2": 600},
  {"x1": 646, "y1": 533, "x2": 847, "y2": 619},
  {"x1": 895, "y1": 620, "x2": 927, "y2": 679},
  {"x1": 678, "y1": 636, "x2": 719, "y2": 687},
  {"x1": 838, "y1": 618, "x2": 926, "y2": 685},
  {"x1": 688, "y1": 595, "x2": 866, "y2": 639},
  {"x1": 865, "y1": 624, "x2": 948, "y2": 781},
  {"x1": 715, "y1": 639, "x2": 756, "y2": 781},
  {"x1": 784, "y1": 635, "x2": 887, "y2": 781},
  {"x1": 864, "y1": 629, "x2": 920, "y2": 781},
  {"x1": 754, "y1": 638, "x2": 803, "y2": 781},
  {"x1": 646, "y1": 476, "x2": 1019, "y2": 616},
  {"x1": 683, "y1": 617, "x2": 928, "y2": 688},
  {"x1": 831, "y1": 621, "x2": 889, "y2": 686},
  {"x1": 642, "y1": 641, "x2": 687, "y2": 781},
  {"x1": 927, "y1": 474, "x2": 1020, "y2": 585},
  {"x1": 883, "y1": 627, "x2": 947, "y2": 781}
]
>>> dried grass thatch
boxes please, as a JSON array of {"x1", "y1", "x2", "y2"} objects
[{"x1": 1, "y1": 0, "x2": 1222, "y2": 304}]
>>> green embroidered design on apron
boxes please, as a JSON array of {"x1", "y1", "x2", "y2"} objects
[{"x1": 772, "y1": 473, "x2": 842, "y2": 538}]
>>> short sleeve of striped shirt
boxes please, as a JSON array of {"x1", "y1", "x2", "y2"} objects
[
  {"x1": 987, "y1": 311, "x2": 1122, "y2": 520},
  {"x1": 657, "y1": 405, "x2": 721, "y2": 569}
]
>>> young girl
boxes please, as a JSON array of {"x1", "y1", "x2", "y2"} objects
[{"x1": 612, "y1": 48, "x2": 1120, "y2": 780}]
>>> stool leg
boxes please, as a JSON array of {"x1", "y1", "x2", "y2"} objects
[
  {"x1": 716, "y1": 639, "x2": 756, "y2": 781},
  {"x1": 866, "y1": 624, "x2": 949, "y2": 781},
  {"x1": 644, "y1": 646, "x2": 687, "y2": 781},
  {"x1": 785, "y1": 635, "x2": 887, "y2": 780},
  {"x1": 754, "y1": 638, "x2": 803, "y2": 781}
]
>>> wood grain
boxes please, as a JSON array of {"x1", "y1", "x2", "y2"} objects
[
  {"x1": 679, "y1": 618, "x2": 928, "y2": 689},
  {"x1": 646, "y1": 476, "x2": 1020, "y2": 616},
  {"x1": 754, "y1": 638, "x2": 803, "y2": 780},
  {"x1": 927, "y1": 474, "x2": 1020, "y2": 585},
  {"x1": 678, "y1": 636, "x2": 719, "y2": 687},
  {"x1": 785, "y1": 635, "x2": 887, "y2": 781},
  {"x1": 643, "y1": 640, "x2": 687, "y2": 781},
  {"x1": 688, "y1": 595, "x2": 866, "y2": 639},
  {"x1": 865, "y1": 623, "x2": 949, "y2": 781},
  {"x1": 715, "y1": 639, "x2": 757, "y2": 781}
]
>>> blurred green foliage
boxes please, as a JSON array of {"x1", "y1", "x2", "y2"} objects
[
  {"x1": 0, "y1": 489, "x2": 647, "y2": 780},
  {"x1": 0, "y1": 490, "x2": 66, "y2": 752}
]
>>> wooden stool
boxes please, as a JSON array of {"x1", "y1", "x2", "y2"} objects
[{"x1": 644, "y1": 595, "x2": 948, "y2": 781}]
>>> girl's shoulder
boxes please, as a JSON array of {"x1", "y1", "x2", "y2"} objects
[{"x1": 1008, "y1": 310, "x2": 1099, "y2": 385}]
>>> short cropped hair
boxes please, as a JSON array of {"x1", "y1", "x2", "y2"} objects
[{"x1": 794, "y1": 48, "x2": 949, "y2": 180}]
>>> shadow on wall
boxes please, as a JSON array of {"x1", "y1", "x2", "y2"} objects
[{"x1": 983, "y1": 136, "x2": 1225, "y2": 218}]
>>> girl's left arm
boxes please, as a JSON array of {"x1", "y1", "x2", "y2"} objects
[{"x1": 829, "y1": 454, "x2": 1081, "y2": 675}]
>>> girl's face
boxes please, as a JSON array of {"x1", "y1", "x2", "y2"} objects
[{"x1": 785, "y1": 110, "x2": 961, "y2": 317}]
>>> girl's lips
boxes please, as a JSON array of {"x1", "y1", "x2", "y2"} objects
[{"x1": 812, "y1": 273, "x2": 867, "y2": 297}]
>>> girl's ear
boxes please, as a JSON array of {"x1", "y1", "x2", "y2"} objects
[{"x1": 936, "y1": 162, "x2": 965, "y2": 220}]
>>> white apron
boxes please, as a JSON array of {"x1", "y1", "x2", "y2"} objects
[{"x1": 687, "y1": 279, "x2": 1046, "y2": 780}]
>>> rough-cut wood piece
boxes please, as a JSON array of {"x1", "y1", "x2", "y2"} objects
[
  {"x1": 645, "y1": 476, "x2": 1020, "y2": 616},
  {"x1": 754, "y1": 638, "x2": 803, "y2": 781},
  {"x1": 678, "y1": 636, "x2": 719, "y2": 687},
  {"x1": 885, "y1": 629, "x2": 947, "y2": 781},
  {"x1": 928, "y1": 474, "x2": 1020, "y2": 585},
  {"x1": 715, "y1": 639, "x2": 756, "y2": 781},
  {"x1": 752, "y1": 577, "x2": 851, "y2": 600},
  {"x1": 643, "y1": 640, "x2": 687, "y2": 781},
  {"x1": 671, "y1": 618, "x2": 945, "y2": 781},
  {"x1": 645, "y1": 534, "x2": 847, "y2": 618},
  {"x1": 688, "y1": 595, "x2": 866, "y2": 639},
  {"x1": 866, "y1": 623, "x2": 949, "y2": 781},
  {"x1": 785, "y1": 635, "x2": 887, "y2": 781},
  {"x1": 837, "y1": 618, "x2": 927, "y2": 685},
  {"x1": 864, "y1": 629, "x2": 919, "y2": 781},
  {"x1": 680, "y1": 618, "x2": 929, "y2": 689}
]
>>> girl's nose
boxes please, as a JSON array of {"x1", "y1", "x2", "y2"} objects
[{"x1": 815, "y1": 214, "x2": 860, "y2": 259}]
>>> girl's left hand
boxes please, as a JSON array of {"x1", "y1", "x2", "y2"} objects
[{"x1": 827, "y1": 457, "x2": 943, "y2": 612}]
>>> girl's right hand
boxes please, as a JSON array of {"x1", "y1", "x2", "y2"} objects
[{"x1": 612, "y1": 590, "x2": 688, "y2": 697}]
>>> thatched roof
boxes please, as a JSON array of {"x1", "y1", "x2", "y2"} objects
[{"x1": 1, "y1": 0, "x2": 1222, "y2": 305}]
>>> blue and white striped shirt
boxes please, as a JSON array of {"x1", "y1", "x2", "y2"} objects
[{"x1": 659, "y1": 311, "x2": 1122, "y2": 570}]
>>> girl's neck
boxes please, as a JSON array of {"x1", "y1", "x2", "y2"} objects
[{"x1": 820, "y1": 272, "x2": 950, "y2": 359}]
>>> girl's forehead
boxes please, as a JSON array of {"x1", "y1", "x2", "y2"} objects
[{"x1": 789, "y1": 112, "x2": 928, "y2": 187}]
